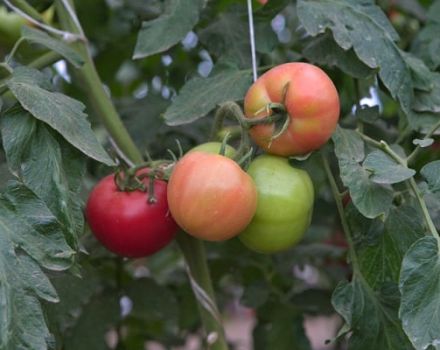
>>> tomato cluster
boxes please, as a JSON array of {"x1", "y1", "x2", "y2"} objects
[{"x1": 86, "y1": 63, "x2": 339, "y2": 257}]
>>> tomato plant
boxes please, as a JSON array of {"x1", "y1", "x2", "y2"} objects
[
  {"x1": 167, "y1": 151, "x2": 257, "y2": 241},
  {"x1": 85, "y1": 173, "x2": 178, "y2": 258},
  {"x1": 239, "y1": 155, "x2": 314, "y2": 253},
  {"x1": 244, "y1": 62, "x2": 340, "y2": 156},
  {"x1": 1, "y1": 0, "x2": 440, "y2": 349}
]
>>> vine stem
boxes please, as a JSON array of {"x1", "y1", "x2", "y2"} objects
[
  {"x1": 54, "y1": 1, "x2": 229, "y2": 347},
  {"x1": 320, "y1": 152, "x2": 361, "y2": 272},
  {"x1": 357, "y1": 131, "x2": 439, "y2": 240},
  {"x1": 55, "y1": 0, "x2": 142, "y2": 164},
  {"x1": 211, "y1": 101, "x2": 287, "y2": 162},
  {"x1": 176, "y1": 232, "x2": 229, "y2": 350}
]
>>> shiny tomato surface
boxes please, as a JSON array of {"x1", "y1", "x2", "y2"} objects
[
  {"x1": 239, "y1": 155, "x2": 314, "y2": 253},
  {"x1": 167, "y1": 151, "x2": 257, "y2": 241},
  {"x1": 86, "y1": 174, "x2": 178, "y2": 258},
  {"x1": 244, "y1": 62, "x2": 340, "y2": 156}
]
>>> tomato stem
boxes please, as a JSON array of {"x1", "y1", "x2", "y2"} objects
[
  {"x1": 176, "y1": 232, "x2": 229, "y2": 350},
  {"x1": 320, "y1": 152, "x2": 361, "y2": 272},
  {"x1": 211, "y1": 101, "x2": 289, "y2": 164},
  {"x1": 219, "y1": 132, "x2": 232, "y2": 156},
  {"x1": 55, "y1": 1, "x2": 143, "y2": 164},
  {"x1": 357, "y1": 131, "x2": 439, "y2": 239},
  {"x1": 147, "y1": 174, "x2": 157, "y2": 204}
]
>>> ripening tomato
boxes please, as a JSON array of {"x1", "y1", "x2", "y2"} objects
[
  {"x1": 85, "y1": 173, "x2": 178, "y2": 258},
  {"x1": 167, "y1": 152, "x2": 257, "y2": 241},
  {"x1": 239, "y1": 155, "x2": 314, "y2": 253},
  {"x1": 189, "y1": 142, "x2": 236, "y2": 158},
  {"x1": 244, "y1": 62, "x2": 340, "y2": 156}
]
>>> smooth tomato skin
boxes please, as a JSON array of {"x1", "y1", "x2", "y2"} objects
[
  {"x1": 189, "y1": 142, "x2": 236, "y2": 158},
  {"x1": 244, "y1": 62, "x2": 340, "y2": 156},
  {"x1": 239, "y1": 155, "x2": 314, "y2": 253},
  {"x1": 85, "y1": 174, "x2": 178, "y2": 258},
  {"x1": 0, "y1": 7, "x2": 25, "y2": 47},
  {"x1": 167, "y1": 152, "x2": 257, "y2": 241}
]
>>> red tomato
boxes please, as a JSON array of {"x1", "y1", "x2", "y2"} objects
[
  {"x1": 167, "y1": 152, "x2": 257, "y2": 241},
  {"x1": 244, "y1": 62, "x2": 340, "y2": 156},
  {"x1": 85, "y1": 174, "x2": 178, "y2": 258}
]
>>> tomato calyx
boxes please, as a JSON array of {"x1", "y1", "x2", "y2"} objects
[
  {"x1": 113, "y1": 160, "x2": 173, "y2": 203},
  {"x1": 211, "y1": 101, "x2": 290, "y2": 166}
]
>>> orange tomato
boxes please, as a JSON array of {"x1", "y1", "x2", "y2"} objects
[
  {"x1": 167, "y1": 152, "x2": 257, "y2": 241},
  {"x1": 244, "y1": 62, "x2": 340, "y2": 156}
]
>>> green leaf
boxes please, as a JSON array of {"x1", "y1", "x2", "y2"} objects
[
  {"x1": 241, "y1": 280, "x2": 270, "y2": 308},
  {"x1": 332, "y1": 126, "x2": 365, "y2": 162},
  {"x1": 355, "y1": 105, "x2": 380, "y2": 124},
  {"x1": 303, "y1": 33, "x2": 374, "y2": 79},
  {"x1": 363, "y1": 150, "x2": 415, "y2": 184},
  {"x1": 332, "y1": 279, "x2": 412, "y2": 349},
  {"x1": 411, "y1": 1, "x2": 440, "y2": 70},
  {"x1": 413, "y1": 72, "x2": 440, "y2": 113},
  {"x1": 133, "y1": 0, "x2": 204, "y2": 59},
  {"x1": 406, "y1": 110, "x2": 440, "y2": 132},
  {"x1": 1, "y1": 106, "x2": 86, "y2": 247},
  {"x1": 64, "y1": 293, "x2": 120, "y2": 350},
  {"x1": 348, "y1": 205, "x2": 424, "y2": 289},
  {"x1": 404, "y1": 52, "x2": 434, "y2": 92},
  {"x1": 164, "y1": 68, "x2": 252, "y2": 125},
  {"x1": 21, "y1": 26, "x2": 84, "y2": 68},
  {"x1": 6, "y1": 67, "x2": 115, "y2": 166},
  {"x1": 254, "y1": 303, "x2": 311, "y2": 350},
  {"x1": 254, "y1": 21, "x2": 278, "y2": 54},
  {"x1": 297, "y1": 0, "x2": 427, "y2": 115},
  {"x1": 412, "y1": 138, "x2": 434, "y2": 147},
  {"x1": 199, "y1": 12, "x2": 251, "y2": 68},
  {"x1": 421, "y1": 160, "x2": 440, "y2": 193},
  {"x1": 332, "y1": 127, "x2": 393, "y2": 218},
  {"x1": 0, "y1": 184, "x2": 74, "y2": 350},
  {"x1": 399, "y1": 236, "x2": 440, "y2": 350},
  {"x1": 44, "y1": 266, "x2": 103, "y2": 345},
  {"x1": 125, "y1": 278, "x2": 179, "y2": 325}
]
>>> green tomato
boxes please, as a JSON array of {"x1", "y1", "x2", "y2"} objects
[
  {"x1": 190, "y1": 142, "x2": 236, "y2": 158},
  {"x1": 239, "y1": 155, "x2": 314, "y2": 253},
  {"x1": 0, "y1": 6, "x2": 25, "y2": 47}
]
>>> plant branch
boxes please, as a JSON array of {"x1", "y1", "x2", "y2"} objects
[
  {"x1": 407, "y1": 178, "x2": 439, "y2": 239},
  {"x1": 176, "y1": 232, "x2": 229, "y2": 350},
  {"x1": 357, "y1": 131, "x2": 439, "y2": 239},
  {"x1": 320, "y1": 152, "x2": 361, "y2": 271},
  {"x1": 8, "y1": 0, "x2": 44, "y2": 22},
  {"x1": 55, "y1": 0, "x2": 142, "y2": 164}
]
